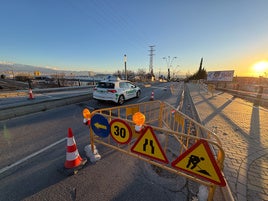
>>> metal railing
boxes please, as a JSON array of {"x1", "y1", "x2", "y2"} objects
[{"x1": 87, "y1": 100, "x2": 226, "y2": 201}]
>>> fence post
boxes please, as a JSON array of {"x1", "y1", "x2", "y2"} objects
[{"x1": 159, "y1": 101, "x2": 164, "y2": 127}]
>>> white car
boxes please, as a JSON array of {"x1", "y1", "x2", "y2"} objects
[{"x1": 93, "y1": 77, "x2": 141, "y2": 105}]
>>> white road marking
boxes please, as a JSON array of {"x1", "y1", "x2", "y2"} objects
[
  {"x1": 137, "y1": 96, "x2": 148, "y2": 102},
  {"x1": 150, "y1": 86, "x2": 168, "y2": 90},
  {"x1": 0, "y1": 137, "x2": 67, "y2": 175}
]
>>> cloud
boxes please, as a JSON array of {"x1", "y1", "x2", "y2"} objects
[
  {"x1": 0, "y1": 61, "x2": 15, "y2": 65},
  {"x1": 44, "y1": 66, "x2": 59, "y2": 70}
]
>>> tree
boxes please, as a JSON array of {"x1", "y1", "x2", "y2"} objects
[
  {"x1": 113, "y1": 70, "x2": 122, "y2": 79},
  {"x1": 136, "y1": 68, "x2": 147, "y2": 81},
  {"x1": 187, "y1": 58, "x2": 207, "y2": 81},
  {"x1": 126, "y1": 70, "x2": 135, "y2": 81}
]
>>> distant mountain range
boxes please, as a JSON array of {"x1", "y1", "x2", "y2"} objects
[{"x1": 0, "y1": 62, "x2": 98, "y2": 76}]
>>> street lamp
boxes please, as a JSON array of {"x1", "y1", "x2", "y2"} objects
[
  {"x1": 124, "y1": 54, "x2": 127, "y2": 80},
  {"x1": 163, "y1": 56, "x2": 177, "y2": 81}
]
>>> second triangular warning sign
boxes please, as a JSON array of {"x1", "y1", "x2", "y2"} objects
[
  {"x1": 131, "y1": 126, "x2": 169, "y2": 164},
  {"x1": 171, "y1": 139, "x2": 226, "y2": 186}
]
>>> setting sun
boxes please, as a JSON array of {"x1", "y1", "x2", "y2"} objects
[{"x1": 253, "y1": 61, "x2": 268, "y2": 76}]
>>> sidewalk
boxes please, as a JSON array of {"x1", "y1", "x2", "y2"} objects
[{"x1": 187, "y1": 83, "x2": 268, "y2": 201}]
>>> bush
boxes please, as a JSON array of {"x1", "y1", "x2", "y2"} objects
[{"x1": 15, "y1": 75, "x2": 31, "y2": 82}]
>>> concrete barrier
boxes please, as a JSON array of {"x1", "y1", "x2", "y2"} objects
[
  {"x1": 0, "y1": 94, "x2": 92, "y2": 121},
  {"x1": 0, "y1": 85, "x2": 95, "y2": 98},
  {"x1": 217, "y1": 87, "x2": 268, "y2": 108}
]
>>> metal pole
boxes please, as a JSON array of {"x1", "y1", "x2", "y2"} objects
[
  {"x1": 163, "y1": 56, "x2": 177, "y2": 81},
  {"x1": 124, "y1": 54, "x2": 127, "y2": 80}
]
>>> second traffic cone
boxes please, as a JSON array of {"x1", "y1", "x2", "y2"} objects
[
  {"x1": 64, "y1": 128, "x2": 86, "y2": 169},
  {"x1": 28, "y1": 88, "x2": 34, "y2": 100},
  {"x1": 150, "y1": 90, "x2": 154, "y2": 101}
]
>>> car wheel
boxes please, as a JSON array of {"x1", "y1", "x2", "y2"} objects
[
  {"x1": 136, "y1": 90, "x2": 141, "y2": 98},
  {"x1": 118, "y1": 95, "x2": 125, "y2": 105}
]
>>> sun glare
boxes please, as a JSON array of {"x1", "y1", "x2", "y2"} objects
[{"x1": 253, "y1": 61, "x2": 268, "y2": 76}]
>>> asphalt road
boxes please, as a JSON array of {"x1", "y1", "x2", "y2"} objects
[{"x1": 0, "y1": 82, "x2": 189, "y2": 201}]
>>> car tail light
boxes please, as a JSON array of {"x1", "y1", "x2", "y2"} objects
[{"x1": 108, "y1": 89, "x2": 117, "y2": 93}]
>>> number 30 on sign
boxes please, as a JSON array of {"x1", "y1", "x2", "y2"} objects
[{"x1": 110, "y1": 119, "x2": 132, "y2": 144}]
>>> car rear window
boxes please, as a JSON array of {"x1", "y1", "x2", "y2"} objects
[{"x1": 97, "y1": 82, "x2": 115, "y2": 89}]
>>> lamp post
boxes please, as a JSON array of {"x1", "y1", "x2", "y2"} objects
[
  {"x1": 163, "y1": 56, "x2": 177, "y2": 81},
  {"x1": 124, "y1": 54, "x2": 127, "y2": 80}
]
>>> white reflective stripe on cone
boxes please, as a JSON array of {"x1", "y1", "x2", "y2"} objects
[
  {"x1": 66, "y1": 150, "x2": 79, "y2": 161},
  {"x1": 67, "y1": 137, "x2": 75, "y2": 146}
]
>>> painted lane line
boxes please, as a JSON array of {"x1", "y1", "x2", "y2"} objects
[
  {"x1": 0, "y1": 137, "x2": 67, "y2": 175},
  {"x1": 137, "y1": 96, "x2": 148, "y2": 103},
  {"x1": 150, "y1": 86, "x2": 168, "y2": 90}
]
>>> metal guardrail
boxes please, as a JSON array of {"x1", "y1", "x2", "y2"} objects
[{"x1": 87, "y1": 100, "x2": 226, "y2": 201}]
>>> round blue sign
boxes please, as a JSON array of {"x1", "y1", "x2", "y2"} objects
[{"x1": 90, "y1": 114, "x2": 110, "y2": 138}]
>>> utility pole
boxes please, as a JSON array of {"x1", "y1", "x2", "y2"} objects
[{"x1": 149, "y1": 45, "x2": 155, "y2": 76}]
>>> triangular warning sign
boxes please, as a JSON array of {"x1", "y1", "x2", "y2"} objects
[
  {"x1": 171, "y1": 139, "x2": 226, "y2": 186},
  {"x1": 131, "y1": 126, "x2": 169, "y2": 164}
]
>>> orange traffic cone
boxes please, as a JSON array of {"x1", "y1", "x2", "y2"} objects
[
  {"x1": 64, "y1": 128, "x2": 87, "y2": 169},
  {"x1": 28, "y1": 88, "x2": 34, "y2": 100},
  {"x1": 150, "y1": 90, "x2": 154, "y2": 101}
]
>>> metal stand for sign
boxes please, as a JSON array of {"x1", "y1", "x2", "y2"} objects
[{"x1": 86, "y1": 101, "x2": 227, "y2": 201}]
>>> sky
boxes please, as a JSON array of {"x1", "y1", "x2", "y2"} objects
[{"x1": 1, "y1": 0, "x2": 268, "y2": 77}]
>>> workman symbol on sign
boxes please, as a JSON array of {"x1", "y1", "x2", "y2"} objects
[{"x1": 186, "y1": 155, "x2": 211, "y2": 176}]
